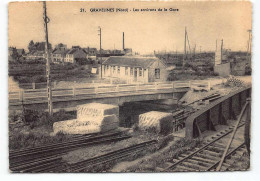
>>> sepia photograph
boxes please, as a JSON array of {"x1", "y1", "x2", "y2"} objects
[{"x1": 7, "y1": 0, "x2": 252, "y2": 173}]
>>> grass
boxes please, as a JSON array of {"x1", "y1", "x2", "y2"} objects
[
  {"x1": 9, "y1": 131, "x2": 75, "y2": 150},
  {"x1": 121, "y1": 138, "x2": 202, "y2": 172},
  {"x1": 9, "y1": 109, "x2": 76, "y2": 150}
]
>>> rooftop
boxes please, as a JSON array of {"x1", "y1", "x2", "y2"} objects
[{"x1": 103, "y1": 56, "x2": 162, "y2": 68}]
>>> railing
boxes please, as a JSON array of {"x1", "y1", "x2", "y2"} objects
[
  {"x1": 9, "y1": 80, "x2": 210, "y2": 104},
  {"x1": 185, "y1": 86, "x2": 251, "y2": 139}
]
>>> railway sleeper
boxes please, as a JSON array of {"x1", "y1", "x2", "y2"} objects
[
  {"x1": 191, "y1": 156, "x2": 216, "y2": 164},
  {"x1": 223, "y1": 159, "x2": 234, "y2": 165},
  {"x1": 174, "y1": 165, "x2": 197, "y2": 172},
  {"x1": 211, "y1": 143, "x2": 227, "y2": 149},
  {"x1": 206, "y1": 146, "x2": 224, "y2": 153},
  {"x1": 196, "y1": 153, "x2": 219, "y2": 161},
  {"x1": 180, "y1": 161, "x2": 208, "y2": 171},
  {"x1": 188, "y1": 158, "x2": 213, "y2": 168},
  {"x1": 203, "y1": 149, "x2": 222, "y2": 157}
]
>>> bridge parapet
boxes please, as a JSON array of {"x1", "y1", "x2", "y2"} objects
[
  {"x1": 185, "y1": 86, "x2": 251, "y2": 139},
  {"x1": 9, "y1": 80, "x2": 210, "y2": 104}
]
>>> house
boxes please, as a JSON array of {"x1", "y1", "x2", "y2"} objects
[
  {"x1": 52, "y1": 47, "x2": 68, "y2": 63},
  {"x1": 64, "y1": 47, "x2": 88, "y2": 63},
  {"x1": 83, "y1": 47, "x2": 97, "y2": 56},
  {"x1": 25, "y1": 50, "x2": 46, "y2": 60},
  {"x1": 101, "y1": 56, "x2": 169, "y2": 83}
]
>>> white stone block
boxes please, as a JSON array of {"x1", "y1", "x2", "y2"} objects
[
  {"x1": 53, "y1": 114, "x2": 119, "y2": 135},
  {"x1": 77, "y1": 103, "x2": 119, "y2": 121},
  {"x1": 138, "y1": 111, "x2": 173, "y2": 134}
]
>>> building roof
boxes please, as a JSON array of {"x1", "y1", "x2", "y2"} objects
[
  {"x1": 52, "y1": 48, "x2": 68, "y2": 55},
  {"x1": 103, "y1": 56, "x2": 164, "y2": 68},
  {"x1": 67, "y1": 48, "x2": 87, "y2": 55},
  {"x1": 27, "y1": 50, "x2": 45, "y2": 56}
]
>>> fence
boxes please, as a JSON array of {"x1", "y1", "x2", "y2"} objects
[
  {"x1": 9, "y1": 80, "x2": 210, "y2": 103},
  {"x1": 185, "y1": 86, "x2": 251, "y2": 139}
]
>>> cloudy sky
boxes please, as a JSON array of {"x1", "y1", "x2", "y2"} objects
[{"x1": 9, "y1": 1, "x2": 252, "y2": 54}]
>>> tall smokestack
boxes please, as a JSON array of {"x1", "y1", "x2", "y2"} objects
[{"x1": 123, "y1": 32, "x2": 125, "y2": 50}]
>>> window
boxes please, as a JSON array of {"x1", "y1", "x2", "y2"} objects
[
  {"x1": 118, "y1": 66, "x2": 120, "y2": 74},
  {"x1": 125, "y1": 67, "x2": 128, "y2": 75},
  {"x1": 139, "y1": 68, "x2": 142, "y2": 76},
  {"x1": 155, "y1": 68, "x2": 160, "y2": 79},
  {"x1": 130, "y1": 68, "x2": 133, "y2": 76}
]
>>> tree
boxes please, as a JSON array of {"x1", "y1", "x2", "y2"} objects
[{"x1": 28, "y1": 40, "x2": 35, "y2": 52}]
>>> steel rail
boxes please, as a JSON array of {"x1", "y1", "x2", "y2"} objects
[
  {"x1": 66, "y1": 140, "x2": 157, "y2": 172},
  {"x1": 10, "y1": 135, "x2": 131, "y2": 170},
  {"x1": 163, "y1": 122, "x2": 245, "y2": 171},
  {"x1": 10, "y1": 131, "x2": 119, "y2": 155},
  {"x1": 216, "y1": 100, "x2": 249, "y2": 171},
  {"x1": 206, "y1": 143, "x2": 245, "y2": 171}
]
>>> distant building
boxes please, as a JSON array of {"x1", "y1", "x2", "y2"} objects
[
  {"x1": 52, "y1": 47, "x2": 68, "y2": 63},
  {"x1": 55, "y1": 43, "x2": 67, "y2": 49},
  {"x1": 83, "y1": 47, "x2": 98, "y2": 60},
  {"x1": 84, "y1": 47, "x2": 97, "y2": 56},
  {"x1": 64, "y1": 47, "x2": 87, "y2": 63},
  {"x1": 102, "y1": 56, "x2": 168, "y2": 83},
  {"x1": 25, "y1": 50, "x2": 46, "y2": 60}
]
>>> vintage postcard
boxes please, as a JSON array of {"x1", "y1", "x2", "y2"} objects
[{"x1": 8, "y1": 1, "x2": 252, "y2": 173}]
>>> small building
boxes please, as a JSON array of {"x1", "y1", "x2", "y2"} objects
[
  {"x1": 52, "y1": 47, "x2": 68, "y2": 63},
  {"x1": 84, "y1": 47, "x2": 97, "y2": 56},
  {"x1": 25, "y1": 51, "x2": 46, "y2": 60},
  {"x1": 64, "y1": 47, "x2": 87, "y2": 63},
  {"x1": 102, "y1": 56, "x2": 169, "y2": 83}
]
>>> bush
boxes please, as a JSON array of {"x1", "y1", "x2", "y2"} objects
[
  {"x1": 20, "y1": 109, "x2": 76, "y2": 129},
  {"x1": 9, "y1": 130, "x2": 73, "y2": 150}
]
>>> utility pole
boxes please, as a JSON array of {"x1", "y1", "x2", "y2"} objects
[
  {"x1": 183, "y1": 27, "x2": 187, "y2": 68},
  {"x1": 246, "y1": 29, "x2": 252, "y2": 61},
  {"x1": 43, "y1": 1, "x2": 53, "y2": 116},
  {"x1": 194, "y1": 44, "x2": 196, "y2": 59},
  {"x1": 123, "y1": 32, "x2": 125, "y2": 50},
  {"x1": 221, "y1": 39, "x2": 223, "y2": 63},
  {"x1": 98, "y1": 26, "x2": 102, "y2": 79}
]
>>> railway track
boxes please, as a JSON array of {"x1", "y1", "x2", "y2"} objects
[
  {"x1": 61, "y1": 139, "x2": 158, "y2": 173},
  {"x1": 158, "y1": 120, "x2": 246, "y2": 172},
  {"x1": 10, "y1": 131, "x2": 131, "y2": 173}
]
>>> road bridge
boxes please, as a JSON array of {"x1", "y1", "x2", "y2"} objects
[{"x1": 9, "y1": 81, "x2": 210, "y2": 111}]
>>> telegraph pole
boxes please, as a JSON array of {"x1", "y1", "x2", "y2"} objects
[
  {"x1": 123, "y1": 32, "x2": 125, "y2": 50},
  {"x1": 98, "y1": 26, "x2": 102, "y2": 78},
  {"x1": 221, "y1": 39, "x2": 223, "y2": 63},
  {"x1": 246, "y1": 29, "x2": 252, "y2": 61},
  {"x1": 183, "y1": 27, "x2": 187, "y2": 68},
  {"x1": 43, "y1": 1, "x2": 53, "y2": 116}
]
